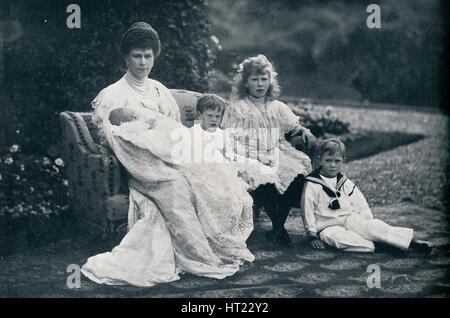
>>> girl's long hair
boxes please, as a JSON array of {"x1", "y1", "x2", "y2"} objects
[{"x1": 230, "y1": 54, "x2": 281, "y2": 101}]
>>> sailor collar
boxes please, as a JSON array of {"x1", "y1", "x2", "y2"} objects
[{"x1": 305, "y1": 169, "x2": 349, "y2": 210}]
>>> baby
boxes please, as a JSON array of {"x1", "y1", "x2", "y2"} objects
[
  {"x1": 301, "y1": 138, "x2": 431, "y2": 254},
  {"x1": 109, "y1": 107, "x2": 156, "y2": 128}
]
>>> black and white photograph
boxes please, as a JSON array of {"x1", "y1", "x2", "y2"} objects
[{"x1": 0, "y1": 0, "x2": 449, "y2": 304}]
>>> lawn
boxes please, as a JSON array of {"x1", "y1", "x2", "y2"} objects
[
  {"x1": 0, "y1": 103, "x2": 448, "y2": 298},
  {"x1": 325, "y1": 105, "x2": 449, "y2": 211}
]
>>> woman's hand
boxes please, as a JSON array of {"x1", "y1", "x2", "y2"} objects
[{"x1": 310, "y1": 239, "x2": 325, "y2": 249}]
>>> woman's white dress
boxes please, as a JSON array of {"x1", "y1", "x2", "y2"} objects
[{"x1": 81, "y1": 74, "x2": 254, "y2": 287}]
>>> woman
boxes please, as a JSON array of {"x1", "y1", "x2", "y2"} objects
[
  {"x1": 221, "y1": 54, "x2": 316, "y2": 247},
  {"x1": 81, "y1": 22, "x2": 254, "y2": 287}
]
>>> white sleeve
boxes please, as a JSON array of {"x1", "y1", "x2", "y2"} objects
[
  {"x1": 91, "y1": 88, "x2": 119, "y2": 147},
  {"x1": 277, "y1": 101, "x2": 301, "y2": 134},
  {"x1": 156, "y1": 81, "x2": 181, "y2": 122},
  {"x1": 300, "y1": 182, "x2": 319, "y2": 236}
]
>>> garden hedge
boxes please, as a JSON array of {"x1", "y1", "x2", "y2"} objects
[{"x1": 2, "y1": 0, "x2": 212, "y2": 154}]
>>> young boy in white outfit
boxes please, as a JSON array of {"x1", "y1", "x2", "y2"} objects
[
  {"x1": 300, "y1": 138, "x2": 431, "y2": 254},
  {"x1": 191, "y1": 94, "x2": 282, "y2": 185},
  {"x1": 190, "y1": 94, "x2": 228, "y2": 164}
]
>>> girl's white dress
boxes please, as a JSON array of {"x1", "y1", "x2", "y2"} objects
[
  {"x1": 221, "y1": 97, "x2": 312, "y2": 193},
  {"x1": 81, "y1": 73, "x2": 254, "y2": 287}
]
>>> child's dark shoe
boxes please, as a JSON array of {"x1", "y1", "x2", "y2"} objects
[
  {"x1": 276, "y1": 228, "x2": 293, "y2": 247},
  {"x1": 265, "y1": 229, "x2": 292, "y2": 247},
  {"x1": 265, "y1": 229, "x2": 277, "y2": 244},
  {"x1": 409, "y1": 239, "x2": 432, "y2": 255}
]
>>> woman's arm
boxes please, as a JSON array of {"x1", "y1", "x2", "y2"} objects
[{"x1": 155, "y1": 81, "x2": 181, "y2": 122}]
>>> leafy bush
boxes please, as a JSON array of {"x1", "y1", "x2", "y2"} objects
[
  {"x1": 0, "y1": 141, "x2": 70, "y2": 218},
  {"x1": 3, "y1": 0, "x2": 212, "y2": 154},
  {"x1": 289, "y1": 99, "x2": 350, "y2": 137}
]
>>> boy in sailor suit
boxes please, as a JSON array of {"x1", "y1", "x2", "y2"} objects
[{"x1": 300, "y1": 138, "x2": 431, "y2": 253}]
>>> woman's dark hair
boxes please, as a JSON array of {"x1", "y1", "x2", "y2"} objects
[{"x1": 120, "y1": 22, "x2": 161, "y2": 57}]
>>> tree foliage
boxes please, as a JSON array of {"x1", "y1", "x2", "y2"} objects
[
  {"x1": 209, "y1": 0, "x2": 444, "y2": 107},
  {"x1": 2, "y1": 0, "x2": 212, "y2": 154}
]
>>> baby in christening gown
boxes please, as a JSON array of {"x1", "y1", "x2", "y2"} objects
[{"x1": 109, "y1": 107, "x2": 156, "y2": 127}]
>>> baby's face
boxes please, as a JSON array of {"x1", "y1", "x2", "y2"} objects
[
  {"x1": 199, "y1": 109, "x2": 222, "y2": 132},
  {"x1": 109, "y1": 108, "x2": 139, "y2": 126}
]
